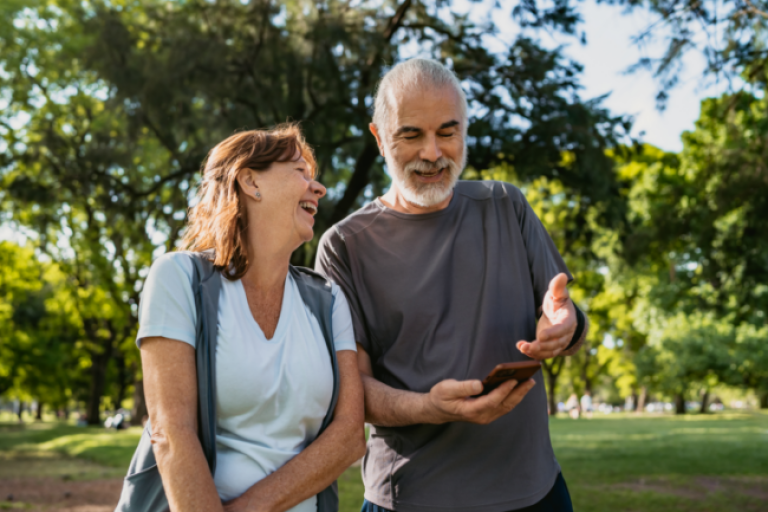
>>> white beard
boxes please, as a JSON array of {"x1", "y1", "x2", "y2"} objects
[{"x1": 386, "y1": 152, "x2": 465, "y2": 208}]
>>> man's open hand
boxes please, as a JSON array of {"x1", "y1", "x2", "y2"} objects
[
  {"x1": 423, "y1": 377, "x2": 535, "y2": 425},
  {"x1": 516, "y1": 273, "x2": 576, "y2": 360}
]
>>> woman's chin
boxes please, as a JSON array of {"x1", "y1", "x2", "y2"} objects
[{"x1": 298, "y1": 226, "x2": 315, "y2": 244}]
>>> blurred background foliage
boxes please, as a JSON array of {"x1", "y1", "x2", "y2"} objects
[{"x1": 0, "y1": 0, "x2": 766, "y2": 424}]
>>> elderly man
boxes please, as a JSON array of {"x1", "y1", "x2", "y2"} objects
[{"x1": 315, "y1": 59, "x2": 588, "y2": 512}]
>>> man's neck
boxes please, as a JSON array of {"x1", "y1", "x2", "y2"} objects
[{"x1": 379, "y1": 188, "x2": 454, "y2": 215}]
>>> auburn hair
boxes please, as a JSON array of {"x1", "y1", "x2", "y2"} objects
[{"x1": 180, "y1": 124, "x2": 317, "y2": 280}]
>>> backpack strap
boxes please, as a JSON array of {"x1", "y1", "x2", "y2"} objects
[
  {"x1": 188, "y1": 251, "x2": 221, "y2": 475},
  {"x1": 290, "y1": 266, "x2": 340, "y2": 430},
  {"x1": 289, "y1": 265, "x2": 340, "y2": 512}
]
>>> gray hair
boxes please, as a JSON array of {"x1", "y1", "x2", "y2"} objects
[{"x1": 372, "y1": 59, "x2": 468, "y2": 140}]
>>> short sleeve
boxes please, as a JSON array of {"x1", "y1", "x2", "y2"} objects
[
  {"x1": 330, "y1": 283, "x2": 357, "y2": 353},
  {"x1": 136, "y1": 252, "x2": 197, "y2": 348},
  {"x1": 316, "y1": 227, "x2": 370, "y2": 353},
  {"x1": 506, "y1": 184, "x2": 572, "y2": 311}
]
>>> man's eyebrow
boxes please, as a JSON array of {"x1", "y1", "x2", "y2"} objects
[
  {"x1": 394, "y1": 125, "x2": 421, "y2": 136},
  {"x1": 394, "y1": 121, "x2": 460, "y2": 136},
  {"x1": 439, "y1": 120, "x2": 460, "y2": 130}
]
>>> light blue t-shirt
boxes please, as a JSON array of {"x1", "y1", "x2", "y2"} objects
[{"x1": 136, "y1": 252, "x2": 356, "y2": 510}]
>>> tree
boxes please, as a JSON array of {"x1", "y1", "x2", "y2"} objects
[
  {"x1": 617, "y1": 95, "x2": 768, "y2": 330},
  {"x1": 0, "y1": 242, "x2": 86, "y2": 415},
  {"x1": 1, "y1": 0, "x2": 630, "y2": 419},
  {"x1": 729, "y1": 323, "x2": 768, "y2": 408},
  {"x1": 602, "y1": 92, "x2": 768, "y2": 410},
  {"x1": 0, "y1": 242, "x2": 42, "y2": 396},
  {"x1": 635, "y1": 313, "x2": 732, "y2": 414}
]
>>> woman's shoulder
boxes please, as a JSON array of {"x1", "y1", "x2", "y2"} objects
[
  {"x1": 144, "y1": 251, "x2": 199, "y2": 291},
  {"x1": 152, "y1": 250, "x2": 199, "y2": 272},
  {"x1": 137, "y1": 252, "x2": 201, "y2": 348}
]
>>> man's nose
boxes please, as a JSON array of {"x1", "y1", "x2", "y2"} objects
[{"x1": 419, "y1": 133, "x2": 442, "y2": 162}]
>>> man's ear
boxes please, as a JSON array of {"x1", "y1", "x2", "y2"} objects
[{"x1": 369, "y1": 123, "x2": 385, "y2": 156}]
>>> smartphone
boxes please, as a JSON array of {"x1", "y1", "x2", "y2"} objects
[{"x1": 475, "y1": 361, "x2": 541, "y2": 397}]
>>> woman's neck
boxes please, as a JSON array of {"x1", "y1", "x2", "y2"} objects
[{"x1": 240, "y1": 231, "x2": 294, "y2": 292}]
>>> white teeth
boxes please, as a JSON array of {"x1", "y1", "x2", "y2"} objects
[{"x1": 299, "y1": 202, "x2": 317, "y2": 215}]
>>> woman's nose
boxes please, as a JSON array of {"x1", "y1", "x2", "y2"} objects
[{"x1": 312, "y1": 180, "x2": 327, "y2": 199}]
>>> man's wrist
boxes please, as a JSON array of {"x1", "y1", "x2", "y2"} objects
[
  {"x1": 566, "y1": 301, "x2": 586, "y2": 351},
  {"x1": 420, "y1": 391, "x2": 453, "y2": 425},
  {"x1": 420, "y1": 392, "x2": 443, "y2": 424}
]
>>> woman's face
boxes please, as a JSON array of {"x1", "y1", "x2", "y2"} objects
[{"x1": 244, "y1": 151, "x2": 326, "y2": 250}]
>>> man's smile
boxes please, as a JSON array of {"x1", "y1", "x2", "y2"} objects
[{"x1": 414, "y1": 168, "x2": 445, "y2": 182}]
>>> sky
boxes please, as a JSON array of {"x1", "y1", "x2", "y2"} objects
[{"x1": 560, "y1": 0, "x2": 728, "y2": 152}]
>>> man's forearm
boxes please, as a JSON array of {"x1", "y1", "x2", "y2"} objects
[{"x1": 362, "y1": 374, "x2": 443, "y2": 427}]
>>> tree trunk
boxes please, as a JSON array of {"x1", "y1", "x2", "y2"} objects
[
  {"x1": 86, "y1": 349, "x2": 112, "y2": 425},
  {"x1": 35, "y1": 401, "x2": 43, "y2": 421},
  {"x1": 759, "y1": 390, "x2": 768, "y2": 409},
  {"x1": 131, "y1": 378, "x2": 148, "y2": 426},
  {"x1": 699, "y1": 389, "x2": 709, "y2": 414},
  {"x1": 636, "y1": 386, "x2": 648, "y2": 413},
  {"x1": 115, "y1": 355, "x2": 128, "y2": 409},
  {"x1": 329, "y1": 139, "x2": 380, "y2": 226},
  {"x1": 17, "y1": 402, "x2": 24, "y2": 422},
  {"x1": 674, "y1": 393, "x2": 686, "y2": 415},
  {"x1": 542, "y1": 358, "x2": 565, "y2": 416},
  {"x1": 546, "y1": 370, "x2": 558, "y2": 416},
  {"x1": 580, "y1": 339, "x2": 592, "y2": 395}
]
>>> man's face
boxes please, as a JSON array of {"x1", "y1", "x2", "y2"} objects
[{"x1": 375, "y1": 85, "x2": 466, "y2": 208}]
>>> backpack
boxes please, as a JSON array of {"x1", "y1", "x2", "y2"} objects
[{"x1": 115, "y1": 251, "x2": 340, "y2": 512}]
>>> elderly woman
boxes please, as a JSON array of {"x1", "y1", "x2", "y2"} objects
[{"x1": 136, "y1": 125, "x2": 365, "y2": 512}]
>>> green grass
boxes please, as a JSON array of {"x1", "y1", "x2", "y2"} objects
[
  {"x1": 1, "y1": 412, "x2": 766, "y2": 511},
  {"x1": 0, "y1": 421, "x2": 139, "y2": 479},
  {"x1": 338, "y1": 465, "x2": 365, "y2": 512},
  {"x1": 551, "y1": 411, "x2": 768, "y2": 511},
  {"x1": 552, "y1": 411, "x2": 768, "y2": 480}
]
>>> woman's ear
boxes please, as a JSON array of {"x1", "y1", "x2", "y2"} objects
[{"x1": 236, "y1": 169, "x2": 261, "y2": 201}]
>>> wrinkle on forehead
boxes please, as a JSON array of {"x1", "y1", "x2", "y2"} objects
[{"x1": 389, "y1": 86, "x2": 464, "y2": 135}]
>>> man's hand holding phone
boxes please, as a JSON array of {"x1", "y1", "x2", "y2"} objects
[{"x1": 423, "y1": 375, "x2": 535, "y2": 425}]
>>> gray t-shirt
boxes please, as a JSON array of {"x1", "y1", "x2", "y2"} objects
[{"x1": 315, "y1": 181, "x2": 572, "y2": 512}]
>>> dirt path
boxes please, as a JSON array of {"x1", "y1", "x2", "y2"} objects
[
  {"x1": 0, "y1": 476, "x2": 122, "y2": 512},
  {"x1": 608, "y1": 475, "x2": 768, "y2": 501},
  {"x1": 0, "y1": 450, "x2": 124, "y2": 511}
]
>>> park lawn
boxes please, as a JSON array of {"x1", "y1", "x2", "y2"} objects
[
  {"x1": 1, "y1": 411, "x2": 766, "y2": 512},
  {"x1": 551, "y1": 411, "x2": 768, "y2": 511},
  {"x1": 0, "y1": 420, "x2": 137, "y2": 480}
]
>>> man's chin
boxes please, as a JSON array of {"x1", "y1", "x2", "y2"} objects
[{"x1": 402, "y1": 181, "x2": 455, "y2": 208}]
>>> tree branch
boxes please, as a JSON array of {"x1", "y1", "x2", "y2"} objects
[
  {"x1": 741, "y1": 0, "x2": 768, "y2": 18},
  {"x1": 329, "y1": 135, "x2": 380, "y2": 225}
]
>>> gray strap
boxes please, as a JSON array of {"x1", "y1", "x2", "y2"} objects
[
  {"x1": 190, "y1": 252, "x2": 221, "y2": 474},
  {"x1": 290, "y1": 266, "x2": 340, "y2": 512},
  {"x1": 290, "y1": 266, "x2": 340, "y2": 430}
]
